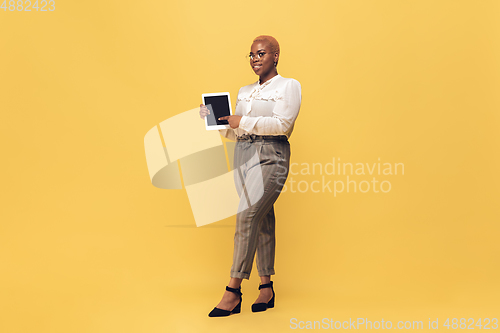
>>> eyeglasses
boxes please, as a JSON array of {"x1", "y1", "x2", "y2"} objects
[{"x1": 247, "y1": 52, "x2": 267, "y2": 60}]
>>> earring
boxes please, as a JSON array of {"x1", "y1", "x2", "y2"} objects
[{"x1": 274, "y1": 62, "x2": 277, "y2": 67}]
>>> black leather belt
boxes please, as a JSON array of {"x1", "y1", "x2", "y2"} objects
[{"x1": 237, "y1": 134, "x2": 288, "y2": 142}]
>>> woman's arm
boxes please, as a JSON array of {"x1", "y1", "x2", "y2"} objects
[
  {"x1": 217, "y1": 87, "x2": 243, "y2": 140},
  {"x1": 238, "y1": 79, "x2": 302, "y2": 135},
  {"x1": 218, "y1": 128, "x2": 237, "y2": 141}
]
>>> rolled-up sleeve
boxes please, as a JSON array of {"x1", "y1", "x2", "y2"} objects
[{"x1": 238, "y1": 79, "x2": 302, "y2": 135}]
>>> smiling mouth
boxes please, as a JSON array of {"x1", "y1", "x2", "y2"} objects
[{"x1": 253, "y1": 65, "x2": 262, "y2": 70}]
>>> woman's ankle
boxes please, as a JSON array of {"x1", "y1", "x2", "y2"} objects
[
  {"x1": 228, "y1": 277, "x2": 243, "y2": 289},
  {"x1": 259, "y1": 275, "x2": 271, "y2": 285}
]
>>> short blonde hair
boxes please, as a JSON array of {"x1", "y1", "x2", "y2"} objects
[{"x1": 252, "y1": 35, "x2": 280, "y2": 64}]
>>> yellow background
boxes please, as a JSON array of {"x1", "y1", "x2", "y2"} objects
[{"x1": 1, "y1": 0, "x2": 499, "y2": 332}]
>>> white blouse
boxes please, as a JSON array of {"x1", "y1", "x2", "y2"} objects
[{"x1": 219, "y1": 74, "x2": 302, "y2": 141}]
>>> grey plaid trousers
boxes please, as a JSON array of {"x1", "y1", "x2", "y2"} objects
[{"x1": 230, "y1": 135, "x2": 291, "y2": 280}]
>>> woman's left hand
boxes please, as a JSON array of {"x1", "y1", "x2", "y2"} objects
[{"x1": 218, "y1": 115, "x2": 242, "y2": 129}]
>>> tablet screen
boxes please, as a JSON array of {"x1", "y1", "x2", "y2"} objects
[{"x1": 204, "y1": 95, "x2": 230, "y2": 126}]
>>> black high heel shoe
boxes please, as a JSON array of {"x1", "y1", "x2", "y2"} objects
[
  {"x1": 208, "y1": 286, "x2": 243, "y2": 317},
  {"x1": 251, "y1": 281, "x2": 274, "y2": 312}
]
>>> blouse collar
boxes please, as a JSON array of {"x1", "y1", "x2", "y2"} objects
[{"x1": 257, "y1": 74, "x2": 281, "y2": 87}]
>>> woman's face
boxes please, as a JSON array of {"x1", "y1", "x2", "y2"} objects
[{"x1": 250, "y1": 41, "x2": 277, "y2": 76}]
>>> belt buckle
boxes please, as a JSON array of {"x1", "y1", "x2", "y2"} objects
[{"x1": 240, "y1": 134, "x2": 255, "y2": 143}]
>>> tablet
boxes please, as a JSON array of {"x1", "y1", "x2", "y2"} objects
[{"x1": 202, "y1": 92, "x2": 233, "y2": 130}]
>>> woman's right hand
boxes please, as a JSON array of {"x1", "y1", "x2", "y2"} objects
[{"x1": 199, "y1": 104, "x2": 210, "y2": 119}]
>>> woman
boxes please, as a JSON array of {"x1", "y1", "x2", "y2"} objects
[{"x1": 199, "y1": 35, "x2": 302, "y2": 317}]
